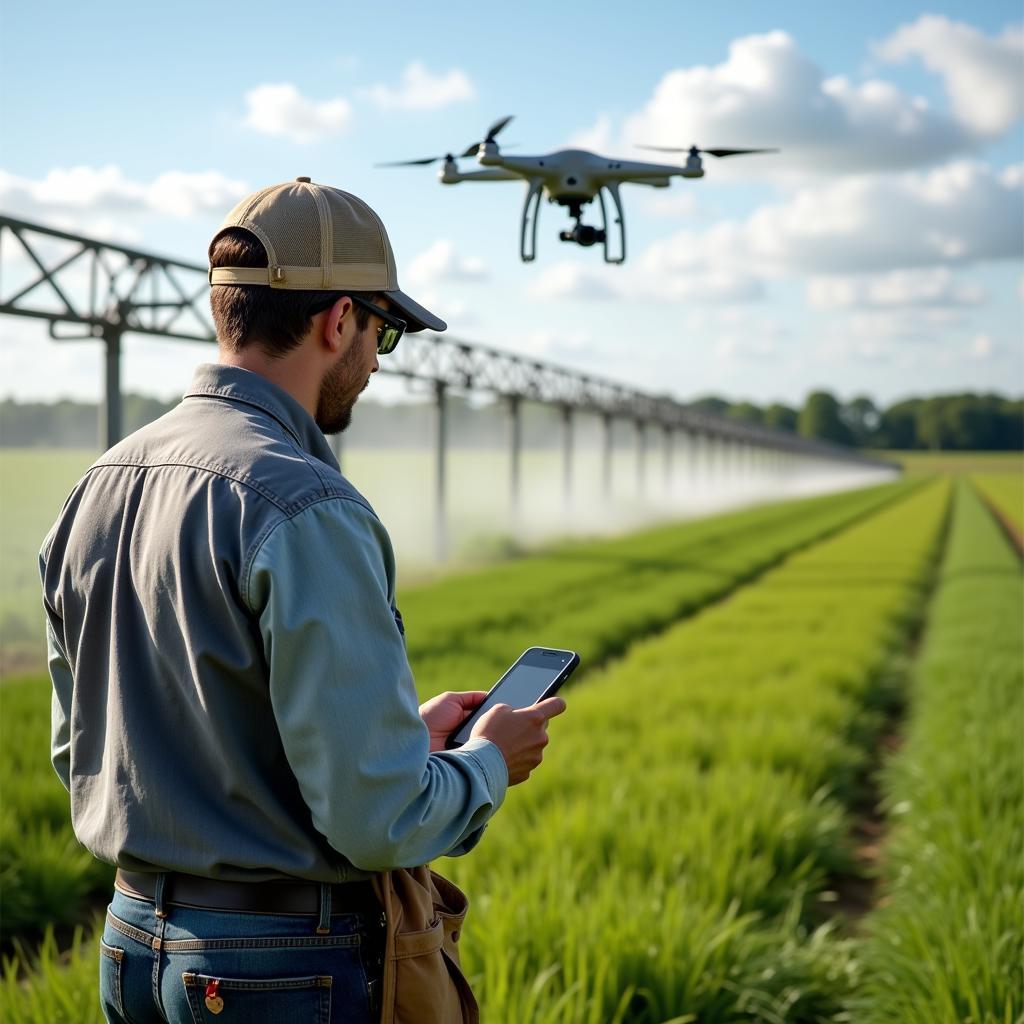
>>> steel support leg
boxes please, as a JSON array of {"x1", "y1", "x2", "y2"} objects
[
  {"x1": 330, "y1": 432, "x2": 344, "y2": 474},
  {"x1": 435, "y1": 381, "x2": 447, "y2": 561},
  {"x1": 102, "y1": 327, "x2": 123, "y2": 450},
  {"x1": 636, "y1": 420, "x2": 645, "y2": 497},
  {"x1": 509, "y1": 396, "x2": 522, "y2": 527},
  {"x1": 602, "y1": 414, "x2": 613, "y2": 501},
  {"x1": 663, "y1": 425, "x2": 672, "y2": 496},
  {"x1": 562, "y1": 405, "x2": 573, "y2": 511}
]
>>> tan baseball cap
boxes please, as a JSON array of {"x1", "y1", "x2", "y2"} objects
[{"x1": 208, "y1": 177, "x2": 446, "y2": 333}]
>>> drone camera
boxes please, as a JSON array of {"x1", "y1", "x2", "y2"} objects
[{"x1": 560, "y1": 224, "x2": 607, "y2": 247}]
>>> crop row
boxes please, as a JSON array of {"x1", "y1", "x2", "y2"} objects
[
  {"x1": 851, "y1": 481, "x2": 1023, "y2": 1023},
  {"x1": 401, "y1": 480, "x2": 915, "y2": 701},
  {"x1": 0, "y1": 480, "x2": 913, "y2": 945},
  {"x1": 970, "y1": 470, "x2": 1023, "y2": 541},
  {"x1": 424, "y1": 479, "x2": 951, "y2": 1022}
]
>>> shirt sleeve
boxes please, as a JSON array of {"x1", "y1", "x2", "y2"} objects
[
  {"x1": 39, "y1": 543, "x2": 73, "y2": 792},
  {"x1": 245, "y1": 497, "x2": 508, "y2": 872}
]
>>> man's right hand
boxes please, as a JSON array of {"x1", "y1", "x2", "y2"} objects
[{"x1": 470, "y1": 697, "x2": 567, "y2": 785}]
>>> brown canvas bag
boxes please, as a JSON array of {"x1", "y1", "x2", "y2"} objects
[{"x1": 372, "y1": 866, "x2": 479, "y2": 1023}]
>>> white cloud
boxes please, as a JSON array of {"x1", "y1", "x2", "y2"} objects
[
  {"x1": 363, "y1": 62, "x2": 474, "y2": 112},
  {"x1": 875, "y1": 16, "x2": 1024, "y2": 137},
  {"x1": 243, "y1": 83, "x2": 352, "y2": 143},
  {"x1": 594, "y1": 25, "x2": 1021, "y2": 181},
  {"x1": 639, "y1": 191, "x2": 699, "y2": 219},
  {"x1": 0, "y1": 165, "x2": 247, "y2": 233},
  {"x1": 639, "y1": 160, "x2": 1023, "y2": 280},
  {"x1": 406, "y1": 240, "x2": 488, "y2": 286},
  {"x1": 807, "y1": 268, "x2": 987, "y2": 309},
  {"x1": 529, "y1": 262, "x2": 621, "y2": 301}
]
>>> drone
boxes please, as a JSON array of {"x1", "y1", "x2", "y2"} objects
[{"x1": 378, "y1": 116, "x2": 776, "y2": 264}]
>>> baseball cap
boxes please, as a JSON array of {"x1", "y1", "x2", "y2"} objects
[{"x1": 208, "y1": 177, "x2": 446, "y2": 333}]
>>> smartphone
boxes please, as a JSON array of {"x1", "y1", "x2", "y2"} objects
[{"x1": 446, "y1": 647, "x2": 580, "y2": 748}]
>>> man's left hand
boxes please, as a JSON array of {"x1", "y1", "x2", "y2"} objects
[{"x1": 419, "y1": 691, "x2": 488, "y2": 752}]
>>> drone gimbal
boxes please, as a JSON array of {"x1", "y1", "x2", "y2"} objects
[{"x1": 527, "y1": 188, "x2": 626, "y2": 264}]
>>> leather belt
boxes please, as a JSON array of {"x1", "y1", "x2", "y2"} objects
[{"x1": 115, "y1": 868, "x2": 381, "y2": 917}]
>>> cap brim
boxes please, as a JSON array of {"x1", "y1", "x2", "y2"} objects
[{"x1": 383, "y1": 289, "x2": 446, "y2": 333}]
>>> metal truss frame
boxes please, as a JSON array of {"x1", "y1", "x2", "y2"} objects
[{"x1": 0, "y1": 214, "x2": 890, "y2": 470}]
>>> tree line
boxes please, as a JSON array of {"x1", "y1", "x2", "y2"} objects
[
  {"x1": 1, "y1": 390, "x2": 1021, "y2": 451},
  {"x1": 688, "y1": 391, "x2": 1022, "y2": 451}
]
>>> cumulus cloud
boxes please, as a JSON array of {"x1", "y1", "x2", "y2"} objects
[
  {"x1": 806, "y1": 268, "x2": 987, "y2": 309},
  {"x1": 638, "y1": 160, "x2": 1023, "y2": 280},
  {"x1": 580, "y1": 24, "x2": 1020, "y2": 181},
  {"x1": 243, "y1": 83, "x2": 353, "y2": 143},
  {"x1": 0, "y1": 165, "x2": 248, "y2": 227},
  {"x1": 406, "y1": 240, "x2": 488, "y2": 286},
  {"x1": 875, "y1": 16, "x2": 1024, "y2": 137},
  {"x1": 529, "y1": 262, "x2": 621, "y2": 301},
  {"x1": 363, "y1": 62, "x2": 475, "y2": 112}
]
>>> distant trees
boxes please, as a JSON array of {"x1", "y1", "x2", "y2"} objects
[
  {"x1": 687, "y1": 391, "x2": 1022, "y2": 450},
  {"x1": 798, "y1": 392, "x2": 855, "y2": 446},
  {"x1": 2, "y1": 391, "x2": 1021, "y2": 451}
]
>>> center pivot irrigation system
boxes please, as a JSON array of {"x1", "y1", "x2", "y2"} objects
[{"x1": 0, "y1": 214, "x2": 897, "y2": 557}]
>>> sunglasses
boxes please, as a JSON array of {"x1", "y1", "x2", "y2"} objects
[
  {"x1": 312, "y1": 294, "x2": 407, "y2": 354},
  {"x1": 350, "y1": 296, "x2": 406, "y2": 355}
]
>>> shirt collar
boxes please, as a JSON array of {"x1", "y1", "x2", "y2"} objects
[{"x1": 184, "y1": 363, "x2": 339, "y2": 469}]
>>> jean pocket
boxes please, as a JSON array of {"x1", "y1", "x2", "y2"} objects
[
  {"x1": 99, "y1": 940, "x2": 126, "y2": 1020},
  {"x1": 181, "y1": 971, "x2": 332, "y2": 1024}
]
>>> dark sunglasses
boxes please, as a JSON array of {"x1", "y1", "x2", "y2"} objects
[
  {"x1": 350, "y1": 296, "x2": 406, "y2": 355},
  {"x1": 312, "y1": 294, "x2": 407, "y2": 354}
]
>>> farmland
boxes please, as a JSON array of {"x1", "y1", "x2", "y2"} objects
[{"x1": 1, "y1": 453, "x2": 1022, "y2": 1022}]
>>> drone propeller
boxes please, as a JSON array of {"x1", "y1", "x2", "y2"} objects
[
  {"x1": 460, "y1": 115, "x2": 516, "y2": 157},
  {"x1": 375, "y1": 154, "x2": 458, "y2": 167},
  {"x1": 378, "y1": 117, "x2": 516, "y2": 167},
  {"x1": 637, "y1": 144, "x2": 778, "y2": 157}
]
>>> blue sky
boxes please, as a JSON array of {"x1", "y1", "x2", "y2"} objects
[{"x1": 1, "y1": 0, "x2": 1021, "y2": 408}]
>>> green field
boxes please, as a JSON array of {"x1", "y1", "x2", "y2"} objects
[{"x1": 2, "y1": 451, "x2": 1021, "y2": 1022}]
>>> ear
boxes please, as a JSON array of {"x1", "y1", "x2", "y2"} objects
[{"x1": 321, "y1": 296, "x2": 356, "y2": 353}]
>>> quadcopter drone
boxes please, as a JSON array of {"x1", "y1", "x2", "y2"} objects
[{"x1": 378, "y1": 116, "x2": 776, "y2": 264}]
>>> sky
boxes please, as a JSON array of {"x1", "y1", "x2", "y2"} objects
[{"x1": 1, "y1": 0, "x2": 1022, "y2": 410}]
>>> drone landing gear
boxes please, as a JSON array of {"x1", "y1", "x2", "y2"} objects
[
  {"x1": 520, "y1": 179, "x2": 543, "y2": 262},
  {"x1": 519, "y1": 182, "x2": 626, "y2": 264}
]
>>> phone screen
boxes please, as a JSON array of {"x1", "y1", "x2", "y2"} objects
[{"x1": 450, "y1": 650, "x2": 574, "y2": 747}]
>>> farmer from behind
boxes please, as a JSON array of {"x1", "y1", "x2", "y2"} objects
[{"x1": 39, "y1": 178, "x2": 566, "y2": 1023}]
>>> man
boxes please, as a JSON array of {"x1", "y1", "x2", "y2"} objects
[{"x1": 40, "y1": 178, "x2": 566, "y2": 1023}]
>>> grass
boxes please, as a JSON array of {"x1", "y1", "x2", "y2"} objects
[
  {"x1": 429, "y1": 480, "x2": 950, "y2": 1021},
  {"x1": 0, "y1": 479, "x2": 914, "y2": 946},
  {"x1": 851, "y1": 481, "x2": 1024, "y2": 1024},
  {"x1": 971, "y1": 471, "x2": 1024, "y2": 539},
  {"x1": 9, "y1": 474, "x2": 1018, "y2": 1022}
]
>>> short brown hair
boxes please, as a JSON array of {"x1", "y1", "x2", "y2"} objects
[{"x1": 209, "y1": 228, "x2": 375, "y2": 356}]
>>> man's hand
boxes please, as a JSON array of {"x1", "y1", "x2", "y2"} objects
[
  {"x1": 419, "y1": 691, "x2": 488, "y2": 753},
  {"x1": 470, "y1": 697, "x2": 567, "y2": 785}
]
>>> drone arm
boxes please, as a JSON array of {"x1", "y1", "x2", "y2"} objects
[
  {"x1": 520, "y1": 178, "x2": 543, "y2": 262},
  {"x1": 440, "y1": 168, "x2": 522, "y2": 184}
]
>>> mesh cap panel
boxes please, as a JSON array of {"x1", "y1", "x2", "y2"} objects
[{"x1": 248, "y1": 186, "x2": 323, "y2": 269}]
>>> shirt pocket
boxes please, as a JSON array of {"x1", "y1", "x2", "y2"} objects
[{"x1": 181, "y1": 971, "x2": 331, "y2": 1024}]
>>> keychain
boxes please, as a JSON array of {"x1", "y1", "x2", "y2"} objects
[{"x1": 204, "y1": 979, "x2": 224, "y2": 1015}]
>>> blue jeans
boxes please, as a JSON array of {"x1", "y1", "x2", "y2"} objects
[{"x1": 99, "y1": 887, "x2": 383, "y2": 1023}]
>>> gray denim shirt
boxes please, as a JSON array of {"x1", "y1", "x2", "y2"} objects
[{"x1": 39, "y1": 363, "x2": 507, "y2": 882}]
